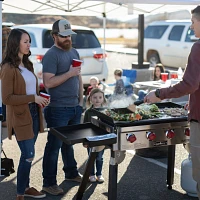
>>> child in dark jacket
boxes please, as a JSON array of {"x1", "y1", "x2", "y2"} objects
[{"x1": 83, "y1": 88, "x2": 107, "y2": 183}]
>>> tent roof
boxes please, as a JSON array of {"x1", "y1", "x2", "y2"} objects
[{"x1": 2, "y1": 0, "x2": 200, "y2": 17}]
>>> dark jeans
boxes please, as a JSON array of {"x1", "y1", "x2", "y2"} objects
[
  {"x1": 138, "y1": 90, "x2": 148, "y2": 101},
  {"x1": 87, "y1": 148, "x2": 104, "y2": 176},
  {"x1": 16, "y1": 103, "x2": 39, "y2": 195},
  {"x1": 42, "y1": 105, "x2": 82, "y2": 187}
]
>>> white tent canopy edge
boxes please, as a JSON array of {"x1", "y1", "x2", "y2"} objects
[{"x1": 94, "y1": 0, "x2": 200, "y2": 5}]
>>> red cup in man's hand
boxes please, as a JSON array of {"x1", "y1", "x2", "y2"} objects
[
  {"x1": 72, "y1": 59, "x2": 83, "y2": 67},
  {"x1": 40, "y1": 92, "x2": 50, "y2": 107}
]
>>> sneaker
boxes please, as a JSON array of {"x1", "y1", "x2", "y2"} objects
[
  {"x1": 97, "y1": 175, "x2": 105, "y2": 183},
  {"x1": 24, "y1": 187, "x2": 46, "y2": 198},
  {"x1": 42, "y1": 185, "x2": 64, "y2": 196},
  {"x1": 16, "y1": 196, "x2": 24, "y2": 200},
  {"x1": 89, "y1": 175, "x2": 96, "y2": 183},
  {"x1": 65, "y1": 173, "x2": 83, "y2": 183}
]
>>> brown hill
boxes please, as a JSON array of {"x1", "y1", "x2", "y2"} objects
[{"x1": 2, "y1": 13, "x2": 134, "y2": 28}]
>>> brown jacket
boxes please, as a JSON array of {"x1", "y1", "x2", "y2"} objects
[
  {"x1": 0, "y1": 63, "x2": 44, "y2": 141},
  {"x1": 160, "y1": 40, "x2": 200, "y2": 122}
]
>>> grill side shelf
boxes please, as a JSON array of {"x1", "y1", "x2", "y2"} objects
[{"x1": 50, "y1": 122, "x2": 117, "y2": 147}]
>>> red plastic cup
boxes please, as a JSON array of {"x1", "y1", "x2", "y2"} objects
[
  {"x1": 161, "y1": 73, "x2": 168, "y2": 82},
  {"x1": 40, "y1": 92, "x2": 50, "y2": 107},
  {"x1": 171, "y1": 73, "x2": 178, "y2": 79},
  {"x1": 72, "y1": 59, "x2": 83, "y2": 67}
]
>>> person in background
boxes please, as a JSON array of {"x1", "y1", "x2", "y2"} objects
[
  {"x1": 83, "y1": 88, "x2": 106, "y2": 183},
  {"x1": 1, "y1": 25, "x2": 11, "y2": 127},
  {"x1": 113, "y1": 68, "x2": 125, "y2": 95},
  {"x1": 42, "y1": 19, "x2": 83, "y2": 196},
  {"x1": 0, "y1": 28, "x2": 49, "y2": 200},
  {"x1": 144, "y1": 5, "x2": 200, "y2": 199},
  {"x1": 86, "y1": 76, "x2": 100, "y2": 96},
  {"x1": 137, "y1": 63, "x2": 165, "y2": 101},
  {"x1": 153, "y1": 63, "x2": 165, "y2": 81},
  {"x1": 83, "y1": 76, "x2": 100, "y2": 109}
]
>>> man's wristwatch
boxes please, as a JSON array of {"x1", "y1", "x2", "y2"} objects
[{"x1": 155, "y1": 89, "x2": 160, "y2": 98}]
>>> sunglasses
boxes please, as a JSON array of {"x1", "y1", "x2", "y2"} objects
[{"x1": 57, "y1": 34, "x2": 71, "y2": 38}]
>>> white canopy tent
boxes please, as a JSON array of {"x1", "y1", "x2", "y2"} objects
[
  {"x1": 1, "y1": 0, "x2": 200, "y2": 16},
  {"x1": 0, "y1": 0, "x2": 200, "y2": 175}
]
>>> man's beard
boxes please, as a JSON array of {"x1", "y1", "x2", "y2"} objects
[{"x1": 57, "y1": 39, "x2": 72, "y2": 51}]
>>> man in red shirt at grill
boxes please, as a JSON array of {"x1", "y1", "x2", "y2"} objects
[{"x1": 144, "y1": 5, "x2": 200, "y2": 199}]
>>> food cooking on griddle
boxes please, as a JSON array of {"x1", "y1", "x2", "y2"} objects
[
  {"x1": 163, "y1": 107, "x2": 188, "y2": 117},
  {"x1": 104, "y1": 109, "x2": 142, "y2": 121},
  {"x1": 102, "y1": 103, "x2": 188, "y2": 121},
  {"x1": 136, "y1": 104, "x2": 162, "y2": 119}
]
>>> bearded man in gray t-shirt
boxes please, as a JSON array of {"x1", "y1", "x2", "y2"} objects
[{"x1": 42, "y1": 19, "x2": 83, "y2": 196}]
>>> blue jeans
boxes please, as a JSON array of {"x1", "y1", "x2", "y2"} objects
[
  {"x1": 42, "y1": 105, "x2": 82, "y2": 187},
  {"x1": 87, "y1": 148, "x2": 104, "y2": 176},
  {"x1": 16, "y1": 103, "x2": 39, "y2": 195},
  {"x1": 138, "y1": 90, "x2": 148, "y2": 101}
]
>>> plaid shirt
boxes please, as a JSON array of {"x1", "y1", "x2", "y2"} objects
[{"x1": 2, "y1": 26, "x2": 11, "y2": 55}]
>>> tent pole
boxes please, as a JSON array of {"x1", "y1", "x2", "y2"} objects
[
  {"x1": 0, "y1": 0, "x2": 3, "y2": 177},
  {"x1": 132, "y1": 14, "x2": 149, "y2": 69},
  {"x1": 102, "y1": 4, "x2": 106, "y2": 81},
  {"x1": 103, "y1": 13, "x2": 106, "y2": 58},
  {"x1": 138, "y1": 14, "x2": 144, "y2": 67}
]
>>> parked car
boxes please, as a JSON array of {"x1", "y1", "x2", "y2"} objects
[
  {"x1": 144, "y1": 20, "x2": 198, "y2": 69},
  {"x1": 13, "y1": 24, "x2": 108, "y2": 91}
]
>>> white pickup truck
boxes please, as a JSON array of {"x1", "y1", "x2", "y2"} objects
[{"x1": 144, "y1": 20, "x2": 198, "y2": 69}]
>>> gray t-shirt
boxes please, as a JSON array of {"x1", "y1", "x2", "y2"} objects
[{"x1": 42, "y1": 45, "x2": 80, "y2": 107}]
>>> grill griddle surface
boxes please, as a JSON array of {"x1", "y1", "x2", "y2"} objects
[{"x1": 92, "y1": 102, "x2": 187, "y2": 127}]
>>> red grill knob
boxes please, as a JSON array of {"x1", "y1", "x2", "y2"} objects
[
  {"x1": 146, "y1": 132, "x2": 156, "y2": 141},
  {"x1": 166, "y1": 130, "x2": 175, "y2": 139},
  {"x1": 185, "y1": 128, "x2": 190, "y2": 136},
  {"x1": 127, "y1": 134, "x2": 136, "y2": 143}
]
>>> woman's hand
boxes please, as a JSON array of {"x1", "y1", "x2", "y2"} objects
[{"x1": 35, "y1": 95, "x2": 50, "y2": 107}]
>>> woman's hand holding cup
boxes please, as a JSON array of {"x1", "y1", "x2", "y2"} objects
[{"x1": 35, "y1": 93, "x2": 50, "y2": 108}]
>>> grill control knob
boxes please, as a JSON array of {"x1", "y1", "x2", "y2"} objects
[
  {"x1": 166, "y1": 130, "x2": 175, "y2": 139},
  {"x1": 126, "y1": 133, "x2": 136, "y2": 143},
  {"x1": 146, "y1": 132, "x2": 156, "y2": 141},
  {"x1": 185, "y1": 128, "x2": 190, "y2": 136}
]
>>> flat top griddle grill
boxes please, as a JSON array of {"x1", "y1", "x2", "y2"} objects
[
  {"x1": 50, "y1": 102, "x2": 189, "y2": 200},
  {"x1": 92, "y1": 102, "x2": 187, "y2": 127}
]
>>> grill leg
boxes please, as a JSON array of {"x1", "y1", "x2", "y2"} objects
[
  {"x1": 108, "y1": 150, "x2": 123, "y2": 200},
  {"x1": 108, "y1": 164, "x2": 118, "y2": 200},
  {"x1": 167, "y1": 145, "x2": 176, "y2": 190},
  {"x1": 76, "y1": 151, "x2": 97, "y2": 200}
]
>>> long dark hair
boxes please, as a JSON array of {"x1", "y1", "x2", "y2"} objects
[
  {"x1": 1, "y1": 28, "x2": 33, "y2": 72},
  {"x1": 153, "y1": 63, "x2": 165, "y2": 81}
]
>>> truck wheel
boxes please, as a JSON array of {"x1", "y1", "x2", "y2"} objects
[{"x1": 148, "y1": 53, "x2": 160, "y2": 67}]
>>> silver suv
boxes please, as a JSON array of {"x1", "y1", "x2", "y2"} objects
[
  {"x1": 13, "y1": 24, "x2": 108, "y2": 89},
  {"x1": 144, "y1": 20, "x2": 198, "y2": 69}
]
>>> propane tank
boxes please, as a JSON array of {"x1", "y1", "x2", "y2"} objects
[{"x1": 181, "y1": 154, "x2": 198, "y2": 197}]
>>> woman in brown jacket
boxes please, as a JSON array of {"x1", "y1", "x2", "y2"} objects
[{"x1": 0, "y1": 29, "x2": 49, "y2": 200}]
